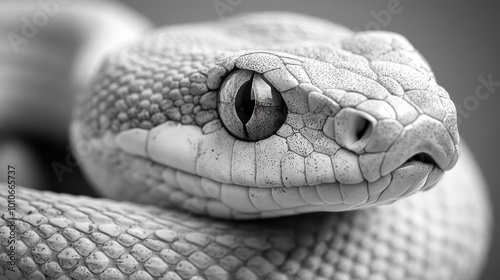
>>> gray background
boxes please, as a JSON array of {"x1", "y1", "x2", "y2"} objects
[{"x1": 118, "y1": 0, "x2": 499, "y2": 278}]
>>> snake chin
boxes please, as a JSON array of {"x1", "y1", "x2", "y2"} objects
[{"x1": 394, "y1": 159, "x2": 444, "y2": 192}]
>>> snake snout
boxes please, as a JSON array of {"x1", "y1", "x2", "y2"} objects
[
  {"x1": 331, "y1": 106, "x2": 459, "y2": 183},
  {"x1": 380, "y1": 115, "x2": 459, "y2": 176}
]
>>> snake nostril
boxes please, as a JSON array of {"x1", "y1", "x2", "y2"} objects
[
  {"x1": 334, "y1": 108, "x2": 376, "y2": 154},
  {"x1": 343, "y1": 113, "x2": 373, "y2": 145}
]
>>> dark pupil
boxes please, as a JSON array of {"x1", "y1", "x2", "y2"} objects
[{"x1": 235, "y1": 74, "x2": 255, "y2": 128}]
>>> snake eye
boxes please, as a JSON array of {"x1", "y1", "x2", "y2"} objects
[{"x1": 218, "y1": 69, "x2": 287, "y2": 141}]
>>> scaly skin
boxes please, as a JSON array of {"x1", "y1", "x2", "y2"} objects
[
  {"x1": 0, "y1": 10, "x2": 492, "y2": 280},
  {"x1": 0, "y1": 145, "x2": 491, "y2": 280}
]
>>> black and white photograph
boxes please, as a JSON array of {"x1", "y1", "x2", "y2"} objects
[{"x1": 0, "y1": 1, "x2": 498, "y2": 279}]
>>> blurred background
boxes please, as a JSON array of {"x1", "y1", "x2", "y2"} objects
[{"x1": 0, "y1": 0, "x2": 498, "y2": 278}]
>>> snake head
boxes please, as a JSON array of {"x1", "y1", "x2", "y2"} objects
[
  {"x1": 213, "y1": 29, "x2": 459, "y2": 213},
  {"x1": 75, "y1": 13, "x2": 459, "y2": 218}
]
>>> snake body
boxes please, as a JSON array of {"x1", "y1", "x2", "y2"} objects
[{"x1": 0, "y1": 2, "x2": 492, "y2": 280}]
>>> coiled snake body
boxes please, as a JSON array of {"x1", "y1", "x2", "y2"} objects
[{"x1": 0, "y1": 2, "x2": 492, "y2": 280}]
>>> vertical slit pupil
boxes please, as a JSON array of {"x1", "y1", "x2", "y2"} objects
[{"x1": 235, "y1": 76, "x2": 255, "y2": 126}]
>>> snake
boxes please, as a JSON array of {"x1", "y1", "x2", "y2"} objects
[{"x1": 0, "y1": 1, "x2": 493, "y2": 280}]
